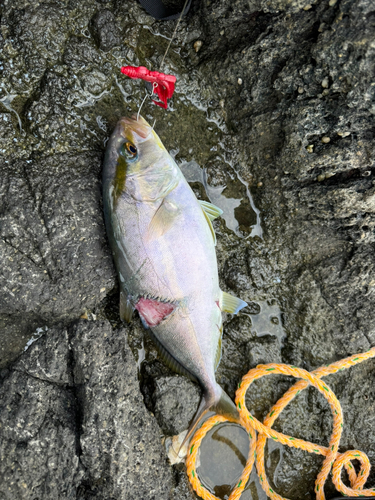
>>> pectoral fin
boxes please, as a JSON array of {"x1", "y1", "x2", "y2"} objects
[
  {"x1": 147, "y1": 199, "x2": 179, "y2": 241},
  {"x1": 120, "y1": 290, "x2": 134, "y2": 323},
  {"x1": 221, "y1": 291, "x2": 248, "y2": 314},
  {"x1": 199, "y1": 200, "x2": 223, "y2": 221}
]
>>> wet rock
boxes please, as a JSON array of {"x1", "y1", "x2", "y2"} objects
[
  {"x1": 71, "y1": 320, "x2": 175, "y2": 499},
  {"x1": 17, "y1": 324, "x2": 71, "y2": 385},
  {"x1": 63, "y1": 36, "x2": 102, "y2": 69},
  {"x1": 0, "y1": 328, "x2": 83, "y2": 500},
  {"x1": 1, "y1": 0, "x2": 374, "y2": 497},
  {"x1": 89, "y1": 9, "x2": 121, "y2": 52},
  {"x1": 216, "y1": 335, "x2": 249, "y2": 397},
  {"x1": 0, "y1": 113, "x2": 19, "y2": 150},
  {"x1": 224, "y1": 315, "x2": 254, "y2": 344},
  {"x1": 153, "y1": 375, "x2": 201, "y2": 435},
  {"x1": 246, "y1": 335, "x2": 282, "y2": 367},
  {"x1": 0, "y1": 153, "x2": 115, "y2": 367},
  {"x1": 0, "y1": 4, "x2": 69, "y2": 90},
  {"x1": 0, "y1": 320, "x2": 188, "y2": 500},
  {"x1": 196, "y1": 0, "x2": 374, "y2": 480}
]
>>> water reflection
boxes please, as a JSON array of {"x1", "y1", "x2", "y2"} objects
[
  {"x1": 243, "y1": 468, "x2": 269, "y2": 500},
  {"x1": 24, "y1": 325, "x2": 48, "y2": 352},
  {"x1": 196, "y1": 423, "x2": 273, "y2": 500},
  {"x1": 136, "y1": 335, "x2": 145, "y2": 372},
  {"x1": 178, "y1": 159, "x2": 261, "y2": 238},
  {"x1": 267, "y1": 440, "x2": 284, "y2": 491},
  {"x1": 197, "y1": 423, "x2": 249, "y2": 499},
  {"x1": 245, "y1": 299, "x2": 286, "y2": 345},
  {"x1": 0, "y1": 91, "x2": 24, "y2": 133}
]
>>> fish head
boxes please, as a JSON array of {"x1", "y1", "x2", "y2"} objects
[{"x1": 103, "y1": 115, "x2": 179, "y2": 202}]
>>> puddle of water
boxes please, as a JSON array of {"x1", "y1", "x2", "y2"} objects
[
  {"x1": 197, "y1": 423, "x2": 250, "y2": 499},
  {"x1": 235, "y1": 170, "x2": 262, "y2": 239},
  {"x1": 24, "y1": 326, "x2": 48, "y2": 351},
  {"x1": 114, "y1": 75, "x2": 132, "y2": 103},
  {"x1": 73, "y1": 87, "x2": 113, "y2": 108},
  {"x1": 267, "y1": 439, "x2": 284, "y2": 491},
  {"x1": 242, "y1": 467, "x2": 269, "y2": 500},
  {"x1": 244, "y1": 299, "x2": 286, "y2": 345},
  {"x1": 196, "y1": 423, "x2": 276, "y2": 500},
  {"x1": 196, "y1": 423, "x2": 283, "y2": 500},
  {"x1": 179, "y1": 158, "x2": 261, "y2": 238},
  {"x1": 0, "y1": 92, "x2": 24, "y2": 133},
  {"x1": 136, "y1": 335, "x2": 145, "y2": 372}
]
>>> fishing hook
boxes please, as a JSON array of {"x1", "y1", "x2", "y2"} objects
[{"x1": 137, "y1": 82, "x2": 159, "y2": 121}]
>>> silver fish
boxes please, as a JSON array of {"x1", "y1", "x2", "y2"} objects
[{"x1": 103, "y1": 115, "x2": 247, "y2": 442}]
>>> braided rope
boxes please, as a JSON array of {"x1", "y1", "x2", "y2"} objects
[{"x1": 186, "y1": 347, "x2": 375, "y2": 500}]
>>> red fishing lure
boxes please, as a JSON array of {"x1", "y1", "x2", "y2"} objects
[{"x1": 121, "y1": 65, "x2": 176, "y2": 109}]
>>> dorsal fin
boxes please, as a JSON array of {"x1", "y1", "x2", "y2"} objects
[
  {"x1": 220, "y1": 291, "x2": 248, "y2": 314},
  {"x1": 199, "y1": 200, "x2": 223, "y2": 221}
]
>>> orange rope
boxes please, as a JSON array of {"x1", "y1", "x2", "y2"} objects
[{"x1": 186, "y1": 347, "x2": 375, "y2": 500}]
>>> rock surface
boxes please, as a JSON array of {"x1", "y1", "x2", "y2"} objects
[
  {"x1": 0, "y1": 321, "x2": 189, "y2": 500},
  {"x1": 0, "y1": 0, "x2": 374, "y2": 498},
  {"x1": 0, "y1": 152, "x2": 115, "y2": 367}
]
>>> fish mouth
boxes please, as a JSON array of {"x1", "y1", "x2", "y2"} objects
[
  {"x1": 118, "y1": 115, "x2": 152, "y2": 140},
  {"x1": 134, "y1": 294, "x2": 177, "y2": 328}
]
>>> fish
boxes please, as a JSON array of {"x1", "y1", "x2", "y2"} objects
[{"x1": 102, "y1": 115, "x2": 247, "y2": 444}]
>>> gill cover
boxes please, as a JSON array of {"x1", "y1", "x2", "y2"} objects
[{"x1": 114, "y1": 115, "x2": 180, "y2": 203}]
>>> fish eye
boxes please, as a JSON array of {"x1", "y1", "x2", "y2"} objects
[{"x1": 120, "y1": 141, "x2": 137, "y2": 159}]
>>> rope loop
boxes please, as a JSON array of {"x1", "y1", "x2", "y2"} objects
[{"x1": 186, "y1": 347, "x2": 375, "y2": 500}]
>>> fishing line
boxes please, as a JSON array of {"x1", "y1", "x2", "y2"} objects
[
  {"x1": 136, "y1": 1, "x2": 188, "y2": 123},
  {"x1": 124, "y1": 0, "x2": 185, "y2": 115},
  {"x1": 159, "y1": 0, "x2": 189, "y2": 72}
]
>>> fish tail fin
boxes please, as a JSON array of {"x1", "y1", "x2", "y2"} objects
[
  {"x1": 179, "y1": 386, "x2": 240, "y2": 452},
  {"x1": 213, "y1": 386, "x2": 241, "y2": 423}
]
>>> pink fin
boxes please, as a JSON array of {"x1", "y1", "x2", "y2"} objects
[{"x1": 135, "y1": 297, "x2": 175, "y2": 327}]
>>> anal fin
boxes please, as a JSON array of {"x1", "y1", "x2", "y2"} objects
[
  {"x1": 214, "y1": 325, "x2": 223, "y2": 371},
  {"x1": 147, "y1": 329, "x2": 197, "y2": 382}
]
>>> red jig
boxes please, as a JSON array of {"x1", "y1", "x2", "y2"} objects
[{"x1": 121, "y1": 65, "x2": 176, "y2": 109}]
